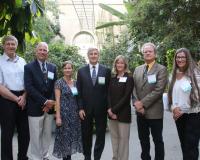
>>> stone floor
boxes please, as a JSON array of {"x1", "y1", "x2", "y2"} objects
[{"x1": 1, "y1": 111, "x2": 199, "y2": 160}]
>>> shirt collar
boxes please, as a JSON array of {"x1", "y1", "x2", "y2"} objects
[
  {"x1": 89, "y1": 63, "x2": 99, "y2": 69},
  {"x1": 146, "y1": 60, "x2": 155, "y2": 71},
  {"x1": 3, "y1": 53, "x2": 19, "y2": 63},
  {"x1": 37, "y1": 60, "x2": 47, "y2": 66}
]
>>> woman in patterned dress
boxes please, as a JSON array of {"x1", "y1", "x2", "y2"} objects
[{"x1": 53, "y1": 61, "x2": 83, "y2": 160}]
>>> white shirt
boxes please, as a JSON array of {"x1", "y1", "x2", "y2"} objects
[
  {"x1": 172, "y1": 76, "x2": 200, "y2": 113},
  {"x1": 89, "y1": 63, "x2": 99, "y2": 78},
  {"x1": 0, "y1": 53, "x2": 26, "y2": 91}
]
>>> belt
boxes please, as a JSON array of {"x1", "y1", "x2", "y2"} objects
[{"x1": 10, "y1": 90, "x2": 25, "y2": 96}]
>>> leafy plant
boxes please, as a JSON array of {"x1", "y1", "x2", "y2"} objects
[
  {"x1": 0, "y1": 0, "x2": 45, "y2": 51},
  {"x1": 128, "y1": 0, "x2": 200, "y2": 63},
  {"x1": 100, "y1": 32, "x2": 143, "y2": 72},
  {"x1": 96, "y1": 2, "x2": 134, "y2": 30},
  {"x1": 166, "y1": 49, "x2": 175, "y2": 73}
]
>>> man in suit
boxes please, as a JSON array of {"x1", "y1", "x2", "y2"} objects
[
  {"x1": 133, "y1": 42, "x2": 167, "y2": 160},
  {"x1": 24, "y1": 42, "x2": 57, "y2": 160},
  {"x1": 77, "y1": 48, "x2": 111, "y2": 160},
  {"x1": 0, "y1": 35, "x2": 29, "y2": 160}
]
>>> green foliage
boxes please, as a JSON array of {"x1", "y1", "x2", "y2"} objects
[
  {"x1": 48, "y1": 41, "x2": 86, "y2": 78},
  {"x1": 166, "y1": 49, "x2": 175, "y2": 73},
  {"x1": 96, "y1": 3, "x2": 129, "y2": 29},
  {"x1": 100, "y1": 32, "x2": 143, "y2": 72},
  {"x1": 0, "y1": 0, "x2": 45, "y2": 51},
  {"x1": 99, "y1": 3, "x2": 126, "y2": 20},
  {"x1": 128, "y1": 0, "x2": 200, "y2": 64},
  {"x1": 32, "y1": 1, "x2": 63, "y2": 43}
]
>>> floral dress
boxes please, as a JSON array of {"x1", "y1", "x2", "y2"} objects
[{"x1": 53, "y1": 78, "x2": 83, "y2": 158}]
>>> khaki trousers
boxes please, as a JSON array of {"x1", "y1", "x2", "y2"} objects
[
  {"x1": 27, "y1": 113, "x2": 54, "y2": 160},
  {"x1": 108, "y1": 120, "x2": 130, "y2": 160}
]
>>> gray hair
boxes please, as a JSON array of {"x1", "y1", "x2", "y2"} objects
[
  {"x1": 2, "y1": 35, "x2": 18, "y2": 46},
  {"x1": 87, "y1": 47, "x2": 99, "y2": 56},
  {"x1": 36, "y1": 42, "x2": 49, "y2": 52},
  {"x1": 141, "y1": 42, "x2": 157, "y2": 54}
]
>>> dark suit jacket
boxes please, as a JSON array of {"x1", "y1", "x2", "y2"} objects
[
  {"x1": 24, "y1": 59, "x2": 57, "y2": 116},
  {"x1": 108, "y1": 72, "x2": 134, "y2": 123},
  {"x1": 77, "y1": 64, "x2": 111, "y2": 115},
  {"x1": 133, "y1": 63, "x2": 167, "y2": 119}
]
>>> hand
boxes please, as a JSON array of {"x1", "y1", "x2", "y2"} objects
[
  {"x1": 107, "y1": 108, "x2": 117, "y2": 120},
  {"x1": 17, "y1": 95, "x2": 26, "y2": 110},
  {"x1": 134, "y1": 101, "x2": 145, "y2": 114},
  {"x1": 56, "y1": 117, "x2": 62, "y2": 127},
  {"x1": 79, "y1": 109, "x2": 86, "y2": 120},
  {"x1": 137, "y1": 107, "x2": 145, "y2": 115},
  {"x1": 43, "y1": 106, "x2": 50, "y2": 113},
  {"x1": 172, "y1": 107, "x2": 183, "y2": 120},
  {"x1": 134, "y1": 100, "x2": 143, "y2": 111},
  {"x1": 44, "y1": 100, "x2": 55, "y2": 109},
  {"x1": 111, "y1": 114, "x2": 117, "y2": 120},
  {"x1": 107, "y1": 108, "x2": 113, "y2": 117}
]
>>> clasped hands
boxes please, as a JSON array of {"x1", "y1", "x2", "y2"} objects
[
  {"x1": 134, "y1": 100, "x2": 145, "y2": 115},
  {"x1": 43, "y1": 100, "x2": 55, "y2": 112},
  {"x1": 15, "y1": 95, "x2": 26, "y2": 110}
]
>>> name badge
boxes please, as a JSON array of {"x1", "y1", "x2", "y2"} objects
[
  {"x1": 71, "y1": 87, "x2": 78, "y2": 96},
  {"x1": 98, "y1": 77, "x2": 105, "y2": 85},
  {"x1": 119, "y1": 77, "x2": 127, "y2": 83},
  {"x1": 47, "y1": 71, "x2": 54, "y2": 80},
  {"x1": 147, "y1": 74, "x2": 156, "y2": 84},
  {"x1": 181, "y1": 81, "x2": 192, "y2": 92}
]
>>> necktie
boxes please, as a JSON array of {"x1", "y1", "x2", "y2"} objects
[
  {"x1": 42, "y1": 62, "x2": 46, "y2": 73},
  {"x1": 42, "y1": 62, "x2": 47, "y2": 83},
  {"x1": 92, "y1": 66, "x2": 96, "y2": 85},
  {"x1": 143, "y1": 64, "x2": 149, "y2": 79}
]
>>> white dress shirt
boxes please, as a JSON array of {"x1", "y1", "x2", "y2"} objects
[{"x1": 0, "y1": 53, "x2": 26, "y2": 91}]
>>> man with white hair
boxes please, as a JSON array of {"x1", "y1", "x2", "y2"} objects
[{"x1": 24, "y1": 42, "x2": 57, "y2": 160}]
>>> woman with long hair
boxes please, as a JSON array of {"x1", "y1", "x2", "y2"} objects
[
  {"x1": 168, "y1": 48, "x2": 200, "y2": 160},
  {"x1": 108, "y1": 55, "x2": 134, "y2": 160}
]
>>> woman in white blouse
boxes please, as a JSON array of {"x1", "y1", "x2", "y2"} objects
[{"x1": 168, "y1": 48, "x2": 200, "y2": 160}]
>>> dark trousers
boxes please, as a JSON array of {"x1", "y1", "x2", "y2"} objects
[
  {"x1": 0, "y1": 92, "x2": 30, "y2": 160},
  {"x1": 137, "y1": 116, "x2": 164, "y2": 160},
  {"x1": 175, "y1": 112, "x2": 200, "y2": 160},
  {"x1": 81, "y1": 113, "x2": 107, "y2": 160}
]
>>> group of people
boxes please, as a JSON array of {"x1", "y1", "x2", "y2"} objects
[{"x1": 0, "y1": 35, "x2": 199, "y2": 160}]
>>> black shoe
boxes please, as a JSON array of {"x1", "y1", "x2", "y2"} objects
[{"x1": 63, "y1": 155, "x2": 71, "y2": 160}]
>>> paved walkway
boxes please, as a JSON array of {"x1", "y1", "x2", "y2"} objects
[{"x1": 1, "y1": 111, "x2": 196, "y2": 160}]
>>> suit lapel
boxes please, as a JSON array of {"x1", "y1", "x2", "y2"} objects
[
  {"x1": 96, "y1": 65, "x2": 104, "y2": 85},
  {"x1": 34, "y1": 60, "x2": 47, "y2": 85},
  {"x1": 141, "y1": 64, "x2": 148, "y2": 87},
  {"x1": 86, "y1": 65, "x2": 94, "y2": 86},
  {"x1": 147, "y1": 63, "x2": 157, "y2": 75},
  {"x1": 142, "y1": 63, "x2": 158, "y2": 87}
]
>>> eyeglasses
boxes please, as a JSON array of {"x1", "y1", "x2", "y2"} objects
[{"x1": 176, "y1": 56, "x2": 186, "y2": 60}]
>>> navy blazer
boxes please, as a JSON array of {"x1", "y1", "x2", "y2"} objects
[
  {"x1": 77, "y1": 64, "x2": 111, "y2": 115},
  {"x1": 24, "y1": 59, "x2": 57, "y2": 116}
]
